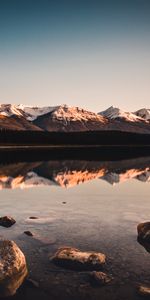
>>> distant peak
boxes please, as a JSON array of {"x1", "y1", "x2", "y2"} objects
[
  {"x1": 134, "y1": 108, "x2": 150, "y2": 121},
  {"x1": 98, "y1": 106, "x2": 146, "y2": 122}
]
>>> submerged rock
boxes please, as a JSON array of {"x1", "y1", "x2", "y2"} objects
[
  {"x1": 137, "y1": 222, "x2": 150, "y2": 252},
  {"x1": 51, "y1": 247, "x2": 106, "y2": 270},
  {"x1": 0, "y1": 240, "x2": 28, "y2": 297},
  {"x1": 0, "y1": 216, "x2": 16, "y2": 228},
  {"x1": 90, "y1": 271, "x2": 112, "y2": 287},
  {"x1": 24, "y1": 231, "x2": 34, "y2": 237},
  {"x1": 138, "y1": 285, "x2": 150, "y2": 297}
]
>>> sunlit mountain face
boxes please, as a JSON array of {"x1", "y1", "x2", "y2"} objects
[
  {"x1": 0, "y1": 104, "x2": 150, "y2": 133},
  {"x1": 0, "y1": 156, "x2": 150, "y2": 190},
  {"x1": 99, "y1": 106, "x2": 150, "y2": 122}
]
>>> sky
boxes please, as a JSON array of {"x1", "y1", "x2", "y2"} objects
[{"x1": 0, "y1": 0, "x2": 150, "y2": 112}]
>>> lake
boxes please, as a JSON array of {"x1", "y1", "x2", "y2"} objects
[{"x1": 0, "y1": 149, "x2": 150, "y2": 300}]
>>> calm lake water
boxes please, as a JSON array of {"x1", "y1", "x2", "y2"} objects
[{"x1": 0, "y1": 150, "x2": 150, "y2": 300}]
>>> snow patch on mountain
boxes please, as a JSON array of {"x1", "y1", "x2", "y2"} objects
[
  {"x1": 51, "y1": 105, "x2": 106, "y2": 123},
  {"x1": 98, "y1": 106, "x2": 145, "y2": 122},
  {"x1": 17, "y1": 105, "x2": 58, "y2": 121},
  {"x1": 0, "y1": 104, "x2": 23, "y2": 118},
  {"x1": 134, "y1": 108, "x2": 150, "y2": 121},
  {"x1": 0, "y1": 104, "x2": 58, "y2": 121}
]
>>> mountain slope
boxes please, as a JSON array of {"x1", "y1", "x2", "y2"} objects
[
  {"x1": 0, "y1": 104, "x2": 108, "y2": 132},
  {"x1": 134, "y1": 108, "x2": 150, "y2": 121},
  {"x1": 98, "y1": 106, "x2": 145, "y2": 122},
  {"x1": 0, "y1": 104, "x2": 55, "y2": 131},
  {"x1": 0, "y1": 115, "x2": 41, "y2": 131},
  {"x1": 98, "y1": 106, "x2": 150, "y2": 134},
  {"x1": 33, "y1": 105, "x2": 108, "y2": 132},
  {"x1": 16, "y1": 104, "x2": 57, "y2": 121},
  {"x1": 0, "y1": 104, "x2": 56, "y2": 120}
]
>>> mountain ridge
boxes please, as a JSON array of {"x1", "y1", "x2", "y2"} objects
[
  {"x1": 98, "y1": 106, "x2": 150, "y2": 123},
  {"x1": 0, "y1": 104, "x2": 150, "y2": 134}
]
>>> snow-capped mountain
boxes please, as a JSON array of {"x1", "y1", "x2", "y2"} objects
[
  {"x1": 134, "y1": 108, "x2": 150, "y2": 121},
  {"x1": 17, "y1": 104, "x2": 58, "y2": 121},
  {"x1": 98, "y1": 106, "x2": 146, "y2": 122},
  {"x1": 0, "y1": 104, "x2": 23, "y2": 118},
  {"x1": 0, "y1": 104, "x2": 57, "y2": 120},
  {"x1": 97, "y1": 106, "x2": 150, "y2": 134},
  {"x1": 33, "y1": 104, "x2": 107, "y2": 131},
  {"x1": 0, "y1": 104, "x2": 107, "y2": 132},
  {"x1": 0, "y1": 104, "x2": 106, "y2": 122},
  {"x1": 0, "y1": 103, "x2": 150, "y2": 134}
]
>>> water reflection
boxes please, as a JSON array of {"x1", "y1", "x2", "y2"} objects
[
  {"x1": 0, "y1": 155, "x2": 150, "y2": 189},
  {"x1": 0, "y1": 150, "x2": 150, "y2": 300}
]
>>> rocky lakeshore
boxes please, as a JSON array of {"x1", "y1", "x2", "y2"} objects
[
  {"x1": 0, "y1": 233, "x2": 111, "y2": 299},
  {"x1": 0, "y1": 215, "x2": 150, "y2": 300}
]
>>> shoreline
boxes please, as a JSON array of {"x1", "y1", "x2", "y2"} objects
[
  {"x1": 0, "y1": 145, "x2": 149, "y2": 164},
  {"x1": 1, "y1": 144, "x2": 150, "y2": 149}
]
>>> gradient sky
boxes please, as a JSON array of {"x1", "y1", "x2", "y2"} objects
[{"x1": 0, "y1": 0, "x2": 150, "y2": 112}]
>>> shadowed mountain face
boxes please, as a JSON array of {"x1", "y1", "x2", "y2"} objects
[
  {"x1": 0, "y1": 115, "x2": 41, "y2": 131},
  {"x1": 0, "y1": 156, "x2": 150, "y2": 190}
]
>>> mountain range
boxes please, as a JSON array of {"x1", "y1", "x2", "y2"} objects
[{"x1": 0, "y1": 104, "x2": 150, "y2": 134}]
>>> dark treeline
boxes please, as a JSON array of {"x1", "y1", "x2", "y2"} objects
[{"x1": 0, "y1": 129, "x2": 150, "y2": 145}]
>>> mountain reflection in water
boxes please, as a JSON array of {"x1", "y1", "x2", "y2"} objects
[{"x1": 0, "y1": 155, "x2": 150, "y2": 189}]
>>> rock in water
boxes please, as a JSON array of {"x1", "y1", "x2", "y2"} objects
[
  {"x1": 51, "y1": 247, "x2": 106, "y2": 270},
  {"x1": 138, "y1": 285, "x2": 150, "y2": 296},
  {"x1": 137, "y1": 222, "x2": 150, "y2": 241},
  {"x1": 90, "y1": 271, "x2": 112, "y2": 286},
  {"x1": 137, "y1": 222, "x2": 150, "y2": 252},
  {"x1": 24, "y1": 231, "x2": 34, "y2": 237},
  {"x1": 0, "y1": 240, "x2": 28, "y2": 297},
  {"x1": 0, "y1": 216, "x2": 16, "y2": 228}
]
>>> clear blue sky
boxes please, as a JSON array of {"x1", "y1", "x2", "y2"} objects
[{"x1": 0, "y1": 0, "x2": 150, "y2": 112}]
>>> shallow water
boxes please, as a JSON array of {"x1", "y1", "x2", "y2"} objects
[{"x1": 0, "y1": 153, "x2": 150, "y2": 300}]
